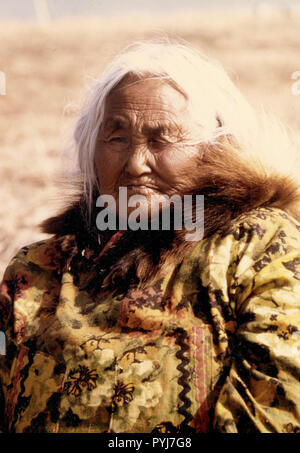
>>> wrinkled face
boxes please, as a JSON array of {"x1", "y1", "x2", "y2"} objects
[{"x1": 95, "y1": 77, "x2": 202, "y2": 218}]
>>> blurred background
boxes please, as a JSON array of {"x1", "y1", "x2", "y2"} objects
[{"x1": 0, "y1": 0, "x2": 300, "y2": 278}]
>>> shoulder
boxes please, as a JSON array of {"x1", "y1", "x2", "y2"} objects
[
  {"x1": 203, "y1": 206, "x2": 300, "y2": 259},
  {"x1": 176, "y1": 207, "x2": 300, "y2": 332},
  {"x1": 188, "y1": 207, "x2": 300, "y2": 263},
  {"x1": 183, "y1": 207, "x2": 300, "y2": 303},
  {"x1": 1, "y1": 238, "x2": 59, "y2": 303},
  {"x1": 220, "y1": 207, "x2": 300, "y2": 244},
  {"x1": 219, "y1": 207, "x2": 300, "y2": 274},
  {"x1": 4, "y1": 234, "x2": 78, "y2": 276},
  {"x1": 0, "y1": 235, "x2": 77, "y2": 336}
]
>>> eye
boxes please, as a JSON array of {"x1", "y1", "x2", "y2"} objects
[
  {"x1": 148, "y1": 137, "x2": 159, "y2": 144},
  {"x1": 106, "y1": 136, "x2": 130, "y2": 149},
  {"x1": 147, "y1": 135, "x2": 177, "y2": 150},
  {"x1": 148, "y1": 136, "x2": 168, "y2": 146},
  {"x1": 109, "y1": 137, "x2": 129, "y2": 143}
]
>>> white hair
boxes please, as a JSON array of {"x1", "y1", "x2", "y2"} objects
[{"x1": 72, "y1": 38, "x2": 300, "y2": 220}]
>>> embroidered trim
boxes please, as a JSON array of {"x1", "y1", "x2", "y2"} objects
[{"x1": 174, "y1": 328, "x2": 193, "y2": 427}]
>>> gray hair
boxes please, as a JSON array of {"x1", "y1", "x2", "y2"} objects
[{"x1": 72, "y1": 39, "x2": 299, "y2": 220}]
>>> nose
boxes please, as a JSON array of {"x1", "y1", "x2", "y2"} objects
[{"x1": 124, "y1": 143, "x2": 152, "y2": 177}]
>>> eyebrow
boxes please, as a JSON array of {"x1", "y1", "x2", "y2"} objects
[
  {"x1": 103, "y1": 116, "x2": 130, "y2": 132},
  {"x1": 142, "y1": 123, "x2": 179, "y2": 136},
  {"x1": 103, "y1": 116, "x2": 180, "y2": 136}
]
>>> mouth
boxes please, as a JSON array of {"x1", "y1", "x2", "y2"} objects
[{"x1": 126, "y1": 185, "x2": 158, "y2": 193}]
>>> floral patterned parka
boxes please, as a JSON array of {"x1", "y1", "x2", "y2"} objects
[{"x1": 1, "y1": 207, "x2": 300, "y2": 433}]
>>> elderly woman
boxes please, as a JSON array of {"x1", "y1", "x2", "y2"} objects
[{"x1": 1, "y1": 40, "x2": 300, "y2": 434}]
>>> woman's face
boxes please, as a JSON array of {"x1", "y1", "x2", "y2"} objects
[{"x1": 95, "y1": 77, "x2": 202, "y2": 218}]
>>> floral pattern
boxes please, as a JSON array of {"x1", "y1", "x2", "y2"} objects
[
  {"x1": 63, "y1": 366, "x2": 98, "y2": 397},
  {"x1": 112, "y1": 381, "x2": 135, "y2": 411}
]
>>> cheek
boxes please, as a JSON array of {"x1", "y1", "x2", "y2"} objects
[
  {"x1": 156, "y1": 146, "x2": 200, "y2": 185},
  {"x1": 94, "y1": 146, "x2": 125, "y2": 192}
]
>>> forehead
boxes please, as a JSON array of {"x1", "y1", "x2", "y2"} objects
[{"x1": 102, "y1": 78, "x2": 189, "y2": 128}]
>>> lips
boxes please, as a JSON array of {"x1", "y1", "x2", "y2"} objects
[
  {"x1": 117, "y1": 181, "x2": 165, "y2": 195},
  {"x1": 126, "y1": 185, "x2": 156, "y2": 193}
]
